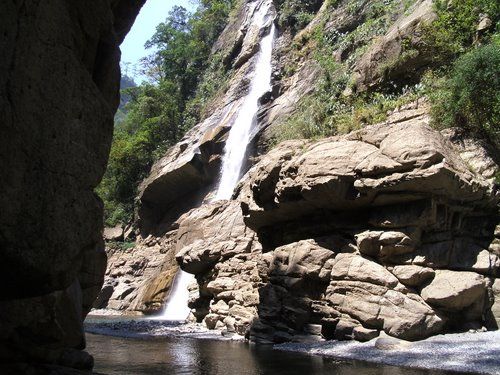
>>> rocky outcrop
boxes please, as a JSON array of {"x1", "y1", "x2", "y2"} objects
[
  {"x1": 96, "y1": 235, "x2": 178, "y2": 314},
  {"x1": 351, "y1": 0, "x2": 437, "y2": 92},
  {"x1": 98, "y1": 0, "x2": 499, "y2": 347},
  {"x1": 97, "y1": 0, "x2": 279, "y2": 316},
  {"x1": 174, "y1": 105, "x2": 499, "y2": 343},
  {"x1": 0, "y1": 0, "x2": 145, "y2": 372}
]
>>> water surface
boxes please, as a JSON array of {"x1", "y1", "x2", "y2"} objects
[{"x1": 87, "y1": 333, "x2": 453, "y2": 375}]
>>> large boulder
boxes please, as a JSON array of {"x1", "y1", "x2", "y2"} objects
[
  {"x1": 390, "y1": 265, "x2": 435, "y2": 287},
  {"x1": 421, "y1": 270, "x2": 486, "y2": 310},
  {"x1": 326, "y1": 280, "x2": 444, "y2": 340},
  {"x1": 176, "y1": 201, "x2": 260, "y2": 274}
]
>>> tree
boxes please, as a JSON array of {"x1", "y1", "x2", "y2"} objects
[{"x1": 98, "y1": 0, "x2": 236, "y2": 226}]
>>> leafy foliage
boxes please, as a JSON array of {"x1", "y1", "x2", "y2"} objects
[
  {"x1": 421, "y1": 0, "x2": 499, "y2": 63},
  {"x1": 429, "y1": 43, "x2": 500, "y2": 146},
  {"x1": 98, "y1": 1, "x2": 235, "y2": 226},
  {"x1": 275, "y1": 0, "x2": 323, "y2": 34},
  {"x1": 274, "y1": 0, "x2": 500, "y2": 148}
]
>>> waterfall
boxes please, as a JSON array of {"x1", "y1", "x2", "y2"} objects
[
  {"x1": 159, "y1": 270, "x2": 193, "y2": 321},
  {"x1": 159, "y1": 3, "x2": 276, "y2": 322},
  {"x1": 215, "y1": 13, "x2": 276, "y2": 200}
]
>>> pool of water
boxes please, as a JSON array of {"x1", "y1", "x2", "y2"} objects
[{"x1": 86, "y1": 333, "x2": 453, "y2": 375}]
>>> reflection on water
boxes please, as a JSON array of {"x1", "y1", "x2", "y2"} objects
[{"x1": 87, "y1": 333, "x2": 449, "y2": 375}]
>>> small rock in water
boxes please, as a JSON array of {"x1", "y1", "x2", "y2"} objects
[{"x1": 375, "y1": 334, "x2": 411, "y2": 350}]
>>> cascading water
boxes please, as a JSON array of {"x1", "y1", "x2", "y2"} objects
[
  {"x1": 159, "y1": 270, "x2": 193, "y2": 321},
  {"x1": 216, "y1": 14, "x2": 276, "y2": 200},
  {"x1": 159, "y1": 2, "x2": 276, "y2": 322}
]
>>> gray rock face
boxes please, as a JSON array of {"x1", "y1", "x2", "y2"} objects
[
  {"x1": 0, "y1": 0, "x2": 145, "y2": 371},
  {"x1": 421, "y1": 270, "x2": 486, "y2": 310},
  {"x1": 96, "y1": 235, "x2": 179, "y2": 314},
  {"x1": 174, "y1": 106, "x2": 499, "y2": 343},
  {"x1": 176, "y1": 201, "x2": 259, "y2": 274}
]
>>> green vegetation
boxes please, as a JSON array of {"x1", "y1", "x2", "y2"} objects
[
  {"x1": 273, "y1": 84, "x2": 424, "y2": 143},
  {"x1": 421, "y1": 0, "x2": 499, "y2": 64},
  {"x1": 422, "y1": 0, "x2": 499, "y2": 144},
  {"x1": 275, "y1": 0, "x2": 324, "y2": 34},
  {"x1": 273, "y1": 0, "x2": 419, "y2": 144},
  {"x1": 100, "y1": 0, "x2": 499, "y2": 225},
  {"x1": 273, "y1": 0, "x2": 499, "y2": 147},
  {"x1": 428, "y1": 43, "x2": 500, "y2": 146},
  {"x1": 98, "y1": 1, "x2": 235, "y2": 226},
  {"x1": 107, "y1": 241, "x2": 136, "y2": 252},
  {"x1": 114, "y1": 74, "x2": 137, "y2": 124}
]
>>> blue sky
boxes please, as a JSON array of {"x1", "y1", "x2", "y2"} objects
[{"x1": 120, "y1": 0, "x2": 196, "y2": 81}]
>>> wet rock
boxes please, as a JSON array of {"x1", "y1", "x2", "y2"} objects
[
  {"x1": 96, "y1": 236, "x2": 179, "y2": 314},
  {"x1": 203, "y1": 314, "x2": 220, "y2": 330}
]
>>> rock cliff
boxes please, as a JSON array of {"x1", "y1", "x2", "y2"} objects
[
  {"x1": 174, "y1": 104, "x2": 499, "y2": 342},
  {"x1": 0, "y1": 0, "x2": 146, "y2": 373},
  {"x1": 98, "y1": 0, "x2": 499, "y2": 344}
]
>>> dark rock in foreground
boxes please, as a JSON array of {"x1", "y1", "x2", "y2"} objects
[{"x1": 0, "y1": 0, "x2": 146, "y2": 372}]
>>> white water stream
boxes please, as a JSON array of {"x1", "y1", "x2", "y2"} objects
[
  {"x1": 159, "y1": 270, "x2": 193, "y2": 321},
  {"x1": 160, "y1": 3, "x2": 276, "y2": 321},
  {"x1": 216, "y1": 17, "x2": 276, "y2": 200}
]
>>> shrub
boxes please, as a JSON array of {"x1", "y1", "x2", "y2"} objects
[
  {"x1": 272, "y1": 83, "x2": 424, "y2": 145},
  {"x1": 421, "y1": 0, "x2": 499, "y2": 63},
  {"x1": 429, "y1": 43, "x2": 500, "y2": 146},
  {"x1": 276, "y1": 0, "x2": 323, "y2": 33}
]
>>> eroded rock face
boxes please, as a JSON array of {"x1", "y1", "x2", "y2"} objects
[
  {"x1": 0, "y1": 0, "x2": 145, "y2": 371},
  {"x1": 176, "y1": 201, "x2": 259, "y2": 274},
  {"x1": 240, "y1": 105, "x2": 492, "y2": 231},
  {"x1": 351, "y1": 0, "x2": 437, "y2": 92},
  {"x1": 174, "y1": 105, "x2": 499, "y2": 343},
  {"x1": 96, "y1": 234, "x2": 179, "y2": 314}
]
